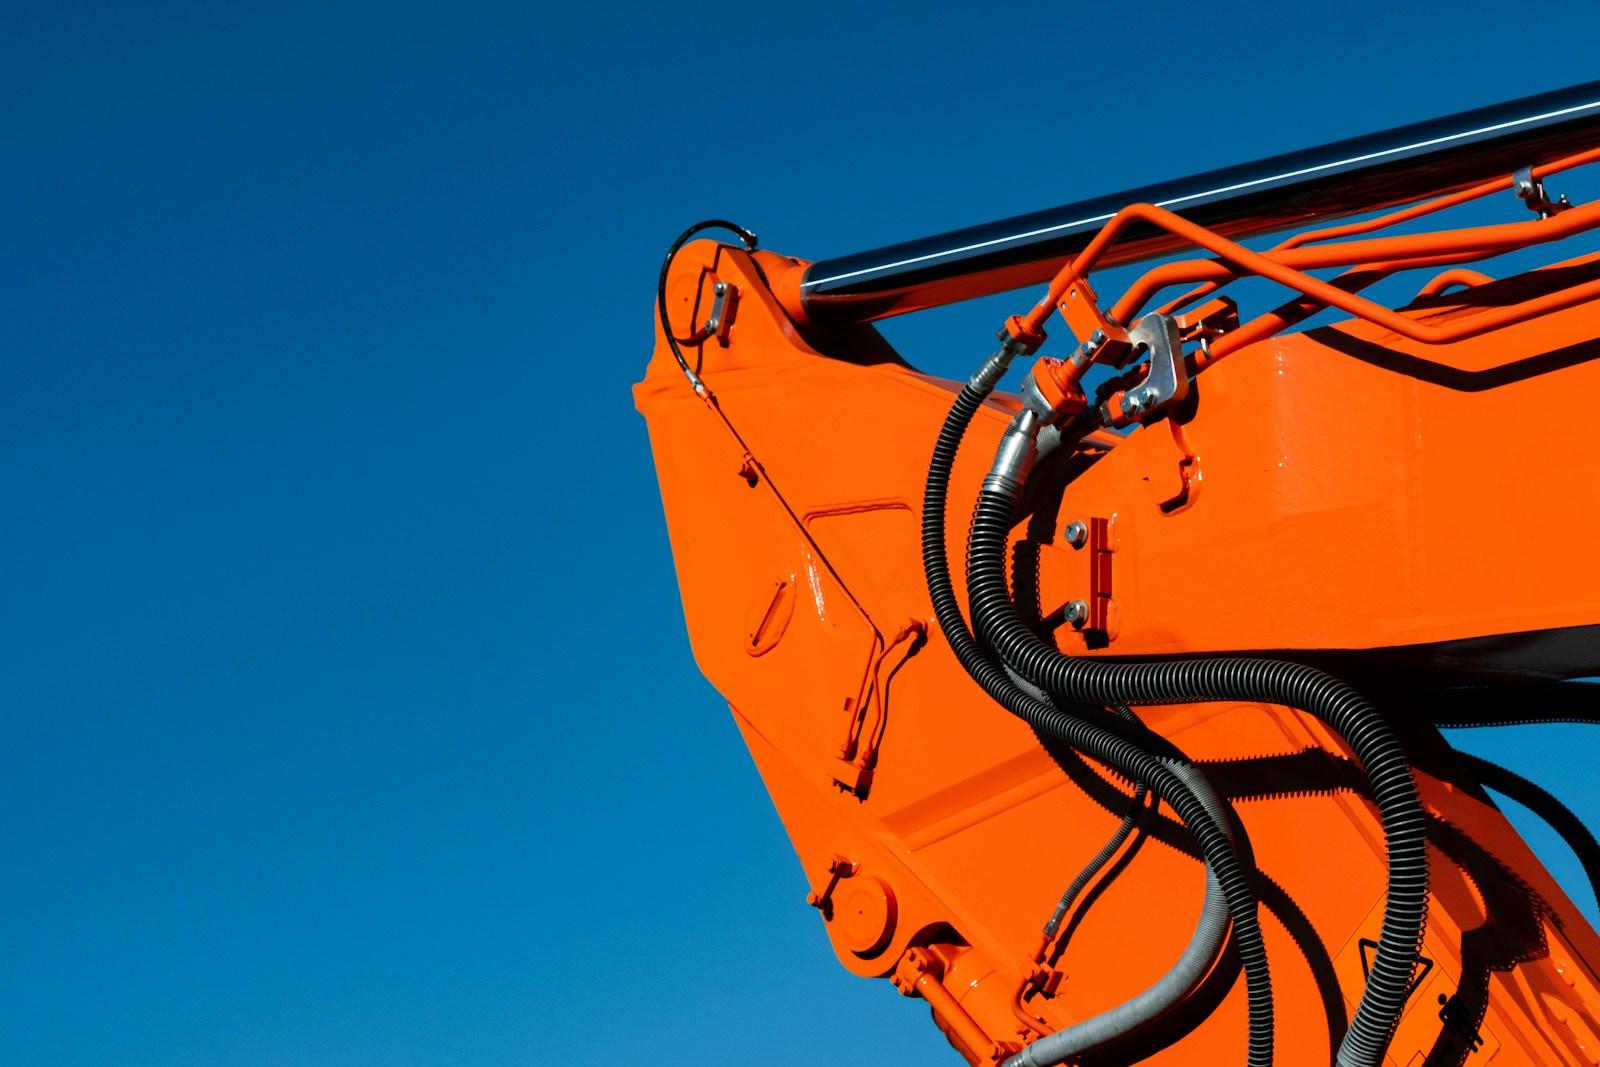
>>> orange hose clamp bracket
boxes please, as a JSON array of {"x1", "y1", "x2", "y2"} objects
[{"x1": 1027, "y1": 357, "x2": 1087, "y2": 422}]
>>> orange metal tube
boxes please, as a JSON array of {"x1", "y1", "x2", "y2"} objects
[
  {"x1": 1110, "y1": 201, "x2": 1579, "y2": 318},
  {"x1": 1077, "y1": 199, "x2": 1600, "y2": 285},
  {"x1": 1021, "y1": 151, "x2": 1600, "y2": 340},
  {"x1": 1085, "y1": 201, "x2": 1600, "y2": 347},
  {"x1": 1414, "y1": 268, "x2": 1496, "y2": 298},
  {"x1": 1196, "y1": 251, "x2": 1522, "y2": 369},
  {"x1": 1154, "y1": 180, "x2": 1534, "y2": 317},
  {"x1": 1277, "y1": 144, "x2": 1600, "y2": 251},
  {"x1": 1010, "y1": 983, "x2": 1051, "y2": 1038},
  {"x1": 1126, "y1": 148, "x2": 1600, "y2": 321},
  {"x1": 1120, "y1": 248, "x2": 1494, "y2": 332},
  {"x1": 915, "y1": 970, "x2": 998, "y2": 1061},
  {"x1": 1152, "y1": 251, "x2": 1497, "y2": 334}
]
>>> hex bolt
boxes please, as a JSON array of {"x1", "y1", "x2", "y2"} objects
[
  {"x1": 1062, "y1": 521, "x2": 1088, "y2": 549},
  {"x1": 1065, "y1": 600, "x2": 1089, "y2": 628},
  {"x1": 713, "y1": 281, "x2": 728, "y2": 295},
  {"x1": 1123, "y1": 391, "x2": 1145, "y2": 415}
]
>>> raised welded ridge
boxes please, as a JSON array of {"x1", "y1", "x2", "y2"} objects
[{"x1": 799, "y1": 81, "x2": 1600, "y2": 325}]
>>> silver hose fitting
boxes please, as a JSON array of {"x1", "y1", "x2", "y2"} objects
[
  {"x1": 983, "y1": 409, "x2": 1041, "y2": 500},
  {"x1": 969, "y1": 338, "x2": 1026, "y2": 393}
]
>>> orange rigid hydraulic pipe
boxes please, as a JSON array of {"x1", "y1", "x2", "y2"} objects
[
  {"x1": 1174, "y1": 244, "x2": 1549, "y2": 375},
  {"x1": 911, "y1": 970, "x2": 998, "y2": 1061},
  {"x1": 1272, "y1": 144, "x2": 1600, "y2": 251},
  {"x1": 1415, "y1": 268, "x2": 1496, "y2": 298},
  {"x1": 1052, "y1": 199, "x2": 1600, "y2": 348},
  {"x1": 1150, "y1": 161, "x2": 1587, "y2": 317},
  {"x1": 1190, "y1": 252, "x2": 1500, "y2": 368},
  {"x1": 1105, "y1": 184, "x2": 1600, "y2": 320}
]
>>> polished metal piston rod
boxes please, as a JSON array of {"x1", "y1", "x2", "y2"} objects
[{"x1": 795, "y1": 81, "x2": 1600, "y2": 326}]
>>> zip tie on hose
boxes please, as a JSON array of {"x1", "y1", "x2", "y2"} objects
[
  {"x1": 965, "y1": 407, "x2": 1429, "y2": 1067},
  {"x1": 920, "y1": 349, "x2": 1277, "y2": 1067}
]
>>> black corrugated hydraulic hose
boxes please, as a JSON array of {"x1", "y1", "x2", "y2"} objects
[
  {"x1": 964, "y1": 479, "x2": 1429, "y2": 1067},
  {"x1": 920, "y1": 364, "x2": 1276, "y2": 1067}
]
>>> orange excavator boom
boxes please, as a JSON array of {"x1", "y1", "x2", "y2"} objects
[{"x1": 637, "y1": 82, "x2": 1600, "y2": 1066}]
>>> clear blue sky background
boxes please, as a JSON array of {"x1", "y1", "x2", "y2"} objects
[{"x1": 6, "y1": 4, "x2": 1600, "y2": 1064}]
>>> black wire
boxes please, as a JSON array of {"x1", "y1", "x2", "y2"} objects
[
  {"x1": 1042, "y1": 706, "x2": 1151, "y2": 941},
  {"x1": 655, "y1": 220, "x2": 758, "y2": 390}
]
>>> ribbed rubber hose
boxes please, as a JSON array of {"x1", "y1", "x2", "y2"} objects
[
  {"x1": 921, "y1": 382, "x2": 1275, "y2": 1067},
  {"x1": 965, "y1": 483, "x2": 1429, "y2": 1067}
]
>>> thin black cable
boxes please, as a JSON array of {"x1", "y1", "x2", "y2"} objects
[
  {"x1": 655, "y1": 220, "x2": 758, "y2": 391},
  {"x1": 1042, "y1": 706, "x2": 1150, "y2": 942}
]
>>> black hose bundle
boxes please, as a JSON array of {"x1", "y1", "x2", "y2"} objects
[
  {"x1": 921, "y1": 374, "x2": 1277, "y2": 1067},
  {"x1": 963, "y1": 453, "x2": 1429, "y2": 1067}
]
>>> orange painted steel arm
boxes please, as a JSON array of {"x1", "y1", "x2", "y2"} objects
[{"x1": 638, "y1": 230, "x2": 1600, "y2": 1066}]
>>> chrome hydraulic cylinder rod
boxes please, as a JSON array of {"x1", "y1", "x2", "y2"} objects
[{"x1": 797, "y1": 81, "x2": 1600, "y2": 326}]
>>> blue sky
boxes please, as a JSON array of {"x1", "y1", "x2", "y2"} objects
[{"x1": 5, "y1": 3, "x2": 1600, "y2": 1064}]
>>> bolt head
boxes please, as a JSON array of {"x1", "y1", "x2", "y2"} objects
[
  {"x1": 1065, "y1": 600, "x2": 1089, "y2": 627},
  {"x1": 713, "y1": 281, "x2": 728, "y2": 295},
  {"x1": 1123, "y1": 392, "x2": 1144, "y2": 414},
  {"x1": 1062, "y1": 521, "x2": 1088, "y2": 549}
]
